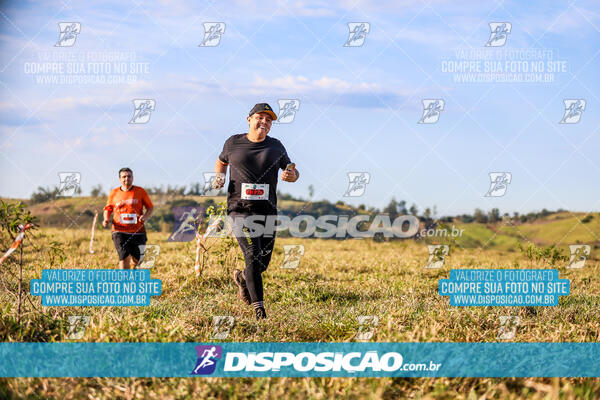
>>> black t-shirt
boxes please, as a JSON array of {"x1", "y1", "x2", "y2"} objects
[{"x1": 219, "y1": 134, "x2": 291, "y2": 215}]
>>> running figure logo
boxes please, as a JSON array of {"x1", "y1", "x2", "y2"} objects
[
  {"x1": 204, "y1": 215, "x2": 231, "y2": 239},
  {"x1": 566, "y1": 244, "x2": 590, "y2": 269},
  {"x1": 129, "y1": 99, "x2": 156, "y2": 124},
  {"x1": 418, "y1": 99, "x2": 445, "y2": 124},
  {"x1": 66, "y1": 316, "x2": 90, "y2": 340},
  {"x1": 202, "y1": 172, "x2": 225, "y2": 196},
  {"x1": 356, "y1": 316, "x2": 379, "y2": 341},
  {"x1": 344, "y1": 22, "x2": 370, "y2": 47},
  {"x1": 485, "y1": 172, "x2": 511, "y2": 197},
  {"x1": 138, "y1": 244, "x2": 160, "y2": 268},
  {"x1": 211, "y1": 316, "x2": 235, "y2": 340},
  {"x1": 485, "y1": 22, "x2": 511, "y2": 47},
  {"x1": 497, "y1": 316, "x2": 520, "y2": 340},
  {"x1": 191, "y1": 345, "x2": 222, "y2": 375},
  {"x1": 344, "y1": 172, "x2": 370, "y2": 197},
  {"x1": 169, "y1": 207, "x2": 202, "y2": 242},
  {"x1": 58, "y1": 172, "x2": 81, "y2": 196},
  {"x1": 425, "y1": 245, "x2": 449, "y2": 269},
  {"x1": 559, "y1": 99, "x2": 586, "y2": 124},
  {"x1": 199, "y1": 23, "x2": 225, "y2": 47},
  {"x1": 275, "y1": 99, "x2": 300, "y2": 124},
  {"x1": 281, "y1": 244, "x2": 305, "y2": 269},
  {"x1": 55, "y1": 23, "x2": 81, "y2": 47}
]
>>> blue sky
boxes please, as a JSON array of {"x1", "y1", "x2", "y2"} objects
[{"x1": 0, "y1": 0, "x2": 599, "y2": 216}]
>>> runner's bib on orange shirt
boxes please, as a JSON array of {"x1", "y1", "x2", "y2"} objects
[{"x1": 104, "y1": 186, "x2": 153, "y2": 233}]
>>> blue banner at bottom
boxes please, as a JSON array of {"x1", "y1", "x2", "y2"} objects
[{"x1": 1, "y1": 343, "x2": 599, "y2": 377}]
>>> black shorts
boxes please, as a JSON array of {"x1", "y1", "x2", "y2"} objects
[{"x1": 112, "y1": 232, "x2": 147, "y2": 261}]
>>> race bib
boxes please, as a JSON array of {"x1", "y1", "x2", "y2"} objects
[
  {"x1": 241, "y1": 183, "x2": 269, "y2": 200},
  {"x1": 120, "y1": 213, "x2": 138, "y2": 224}
]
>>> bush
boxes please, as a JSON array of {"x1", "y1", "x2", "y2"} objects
[
  {"x1": 517, "y1": 242, "x2": 569, "y2": 267},
  {"x1": 30, "y1": 186, "x2": 61, "y2": 204},
  {"x1": 0, "y1": 200, "x2": 36, "y2": 249},
  {"x1": 0, "y1": 200, "x2": 37, "y2": 337},
  {"x1": 90, "y1": 184, "x2": 106, "y2": 197}
]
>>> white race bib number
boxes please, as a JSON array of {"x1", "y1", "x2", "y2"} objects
[
  {"x1": 241, "y1": 183, "x2": 269, "y2": 200},
  {"x1": 120, "y1": 213, "x2": 138, "y2": 224}
]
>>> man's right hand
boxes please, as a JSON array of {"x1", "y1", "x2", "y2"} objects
[{"x1": 102, "y1": 219, "x2": 110, "y2": 228}]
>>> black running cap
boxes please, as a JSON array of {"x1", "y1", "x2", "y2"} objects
[{"x1": 249, "y1": 103, "x2": 277, "y2": 121}]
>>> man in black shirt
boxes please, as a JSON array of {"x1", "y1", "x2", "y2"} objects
[{"x1": 213, "y1": 103, "x2": 299, "y2": 320}]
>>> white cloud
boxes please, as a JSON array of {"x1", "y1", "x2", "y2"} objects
[
  {"x1": 272, "y1": 1, "x2": 337, "y2": 17},
  {"x1": 531, "y1": 5, "x2": 600, "y2": 36},
  {"x1": 391, "y1": 27, "x2": 460, "y2": 47},
  {"x1": 249, "y1": 74, "x2": 413, "y2": 96},
  {"x1": 87, "y1": 126, "x2": 129, "y2": 147}
]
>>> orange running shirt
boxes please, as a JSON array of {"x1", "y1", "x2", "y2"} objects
[{"x1": 104, "y1": 186, "x2": 153, "y2": 233}]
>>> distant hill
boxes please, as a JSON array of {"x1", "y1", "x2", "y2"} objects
[
  {"x1": 2, "y1": 196, "x2": 599, "y2": 249},
  {"x1": 3, "y1": 195, "x2": 357, "y2": 231}
]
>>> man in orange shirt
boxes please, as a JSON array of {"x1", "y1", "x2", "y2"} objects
[{"x1": 103, "y1": 168, "x2": 154, "y2": 269}]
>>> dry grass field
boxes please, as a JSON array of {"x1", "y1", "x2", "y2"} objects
[{"x1": 1, "y1": 222, "x2": 599, "y2": 398}]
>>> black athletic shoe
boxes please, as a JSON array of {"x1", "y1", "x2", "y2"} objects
[
  {"x1": 233, "y1": 269, "x2": 251, "y2": 305},
  {"x1": 255, "y1": 306, "x2": 267, "y2": 320}
]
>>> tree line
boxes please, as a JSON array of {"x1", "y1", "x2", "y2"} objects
[{"x1": 28, "y1": 185, "x2": 590, "y2": 225}]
